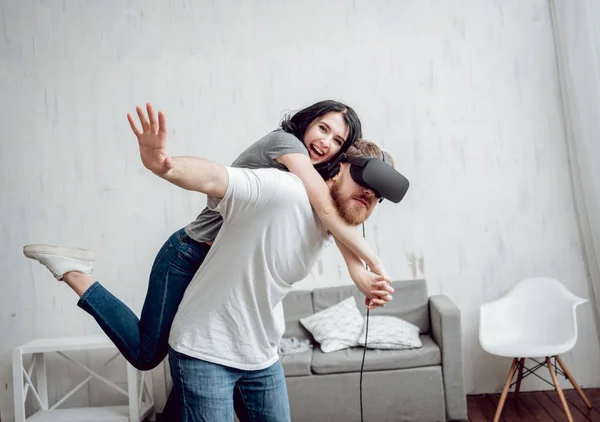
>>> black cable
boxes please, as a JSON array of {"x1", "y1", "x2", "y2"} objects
[
  {"x1": 360, "y1": 308, "x2": 369, "y2": 421},
  {"x1": 359, "y1": 223, "x2": 368, "y2": 422}
]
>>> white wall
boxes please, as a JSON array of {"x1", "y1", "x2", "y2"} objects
[{"x1": 1, "y1": 0, "x2": 599, "y2": 420}]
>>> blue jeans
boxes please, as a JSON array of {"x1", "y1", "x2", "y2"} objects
[
  {"x1": 77, "y1": 228, "x2": 209, "y2": 370},
  {"x1": 169, "y1": 348, "x2": 291, "y2": 422}
]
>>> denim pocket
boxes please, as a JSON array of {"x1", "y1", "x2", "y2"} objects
[
  {"x1": 178, "y1": 243, "x2": 206, "y2": 262},
  {"x1": 179, "y1": 232, "x2": 210, "y2": 261},
  {"x1": 170, "y1": 236, "x2": 207, "y2": 275}
]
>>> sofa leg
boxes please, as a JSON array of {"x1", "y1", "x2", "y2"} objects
[
  {"x1": 555, "y1": 355, "x2": 592, "y2": 408},
  {"x1": 493, "y1": 358, "x2": 518, "y2": 422},
  {"x1": 547, "y1": 356, "x2": 574, "y2": 422},
  {"x1": 513, "y1": 358, "x2": 525, "y2": 401}
]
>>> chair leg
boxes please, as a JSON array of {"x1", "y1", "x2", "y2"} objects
[
  {"x1": 513, "y1": 358, "x2": 525, "y2": 400},
  {"x1": 493, "y1": 358, "x2": 518, "y2": 422},
  {"x1": 555, "y1": 355, "x2": 592, "y2": 409},
  {"x1": 547, "y1": 356, "x2": 574, "y2": 422}
]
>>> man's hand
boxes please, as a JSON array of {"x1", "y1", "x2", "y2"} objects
[
  {"x1": 127, "y1": 103, "x2": 172, "y2": 176},
  {"x1": 350, "y1": 266, "x2": 394, "y2": 310}
]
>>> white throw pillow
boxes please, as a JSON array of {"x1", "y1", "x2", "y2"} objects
[
  {"x1": 300, "y1": 296, "x2": 364, "y2": 353},
  {"x1": 357, "y1": 316, "x2": 422, "y2": 350}
]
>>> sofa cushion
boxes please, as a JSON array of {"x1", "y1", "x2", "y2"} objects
[
  {"x1": 300, "y1": 296, "x2": 364, "y2": 353},
  {"x1": 280, "y1": 349, "x2": 313, "y2": 377},
  {"x1": 312, "y1": 279, "x2": 430, "y2": 334},
  {"x1": 358, "y1": 315, "x2": 422, "y2": 350},
  {"x1": 282, "y1": 290, "x2": 315, "y2": 342},
  {"x1": 310, "y1": 335, "x2": 440, "y2": 375}
]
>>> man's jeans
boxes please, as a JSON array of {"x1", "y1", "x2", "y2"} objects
[{"x1": 169, "y1": 348, "x2": 291, "y2": 422}]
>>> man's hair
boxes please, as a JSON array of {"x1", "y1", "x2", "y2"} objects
[
  {"x1": 280, "y1": 100, "x2": 362, "y2": 153},
  {"x1": 345, "y1": 139, "x2": 395, "y2": 168}
]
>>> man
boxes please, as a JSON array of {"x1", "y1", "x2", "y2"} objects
[
  {"x1": 23, "y1": 107, "x2": 397, "y2": 421},
  {"x1": 166, "y1": 139, "x2": 396, "y2": 421}
]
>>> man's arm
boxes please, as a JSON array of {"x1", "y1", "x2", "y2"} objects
[
  {"x1": 335, "y1": 237, "x2": 366, "y2": 276},
  {"x1": 127, "y1": 103, "x2": 228, "y2": 198},
  {"x1": 159, "y1": 156, "x2": 228, "y2": 198}
]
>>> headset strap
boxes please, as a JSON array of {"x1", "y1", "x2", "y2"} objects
[{"x1": 381, "y1": 150, "x2": 389, "y2": 164}]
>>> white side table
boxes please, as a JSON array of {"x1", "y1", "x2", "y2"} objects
[{"x1": 13, "y1": 335, "x2": 155, "y2": 422}]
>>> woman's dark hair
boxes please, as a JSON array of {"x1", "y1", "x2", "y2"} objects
[{"x1": 280, "y1": 100, "x2": 362, "y2": 152}]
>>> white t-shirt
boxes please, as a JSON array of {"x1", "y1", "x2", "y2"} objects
[{"x1": 169, "y1": 166, "x2": 333, "y2": 370}]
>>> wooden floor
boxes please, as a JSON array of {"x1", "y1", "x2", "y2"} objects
[{"x1": 468, "y1": 388, "x2": 600, "y2": 421}]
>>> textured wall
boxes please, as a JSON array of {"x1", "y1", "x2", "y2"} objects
[{"x1": 1, "y1": 0, "x2": 599, "y2": 420}]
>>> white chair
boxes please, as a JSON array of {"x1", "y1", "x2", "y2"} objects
[{"x1": 479, "y1": 277, "x2": 591, "y2": 422}]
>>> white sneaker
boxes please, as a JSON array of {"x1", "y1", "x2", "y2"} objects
[{"x1": 23, "y1": 244, "x2": 96, "y2": 280}]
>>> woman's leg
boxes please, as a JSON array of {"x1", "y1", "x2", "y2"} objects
[{"x1": 74, "y1": 228, "x2": 210, "y2": 370}]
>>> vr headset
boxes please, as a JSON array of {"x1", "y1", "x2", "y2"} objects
[{"x1": 315, "y1": 151, "x2": 410, "y2": 203}]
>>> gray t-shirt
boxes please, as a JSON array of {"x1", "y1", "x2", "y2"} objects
[{"x1": 184, "y1": 129, "x2": 309, "y2": 242}]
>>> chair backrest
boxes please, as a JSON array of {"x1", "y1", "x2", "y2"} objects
[
  {"x1": 479, "y1": 277, "x2": 586, "y2": 348},
  {"x1": 507, "y1": 277, "x2": 586, "y2": 304}
]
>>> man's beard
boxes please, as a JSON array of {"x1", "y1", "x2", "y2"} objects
[{"x1": 330, "y1": 181, "x2": 373, "y2": 226}]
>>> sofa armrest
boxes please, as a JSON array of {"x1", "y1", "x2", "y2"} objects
[{"x1": 429, "y1": 295, "x2": 467, "y2": 421}]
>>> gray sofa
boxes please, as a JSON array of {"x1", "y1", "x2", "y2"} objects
[{"x1": 279, "y1": 278, "x2": 467, "y2": 422}]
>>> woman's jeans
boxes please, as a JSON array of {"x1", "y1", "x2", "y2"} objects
[
  {"x1": 168, "y1": 348, "x2": 291, "y2": 422},
  {"x1": 77, "y1": 227, "x2": 210, "y2": 371}
]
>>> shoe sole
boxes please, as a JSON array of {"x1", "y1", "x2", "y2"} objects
[{"x1": 23, "y1": 244, "x2": 97, "y2": 262}]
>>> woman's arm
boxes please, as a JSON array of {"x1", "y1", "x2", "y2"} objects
[
  {"x1": 334, "y1": 237, "x2": 394, "y2": 309},
  {"x1": 276, "y1": 152, "x2": 386, "y2": 275}
]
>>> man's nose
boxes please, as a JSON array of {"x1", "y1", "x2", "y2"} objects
[{"x1": 362, "y1": 187, "x2": 375, "y2": 198}]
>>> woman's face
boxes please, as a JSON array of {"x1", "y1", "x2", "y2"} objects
[{"x1": 303, "y1": 111, "x2": 349, "y2": 164}]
